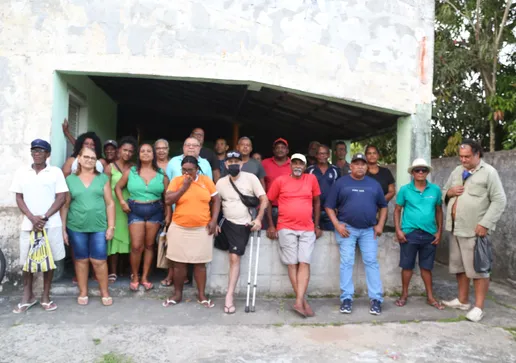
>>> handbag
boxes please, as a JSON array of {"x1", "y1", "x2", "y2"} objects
[
  {"x1": 474, "y1": 236, "x2": 493, "y2": 274},
  {"x1": 23, "y1": 230, "x2": 56, "y2": 273},
  {"x1": 157, "y1": 227, "x2": 172, "y2": 269},
  {"x1": 229, "y1": 177, "x2": 260, "y2": 208}
]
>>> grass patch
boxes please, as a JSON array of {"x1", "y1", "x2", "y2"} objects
[
  {"x1": 290, "y1": 322, "x2": 346, "y2": 327},
  {"x1": 486, "y1": 295, "x2": 516, "y2": 311},
  {"x1": 437, "y1": 315, "x2": 467, "y2": 323},
  {"x1": 399, "y1": 319, "x2": 421, "y2": 324},
  {"x1": 264, "y1": 293, "x2": 296, "y2": 299},
  {"x1": 503, "y1": 327, "x2": 516, "y2": 340},
  {"x1": 11, "y1": 322, "x2": 22, "y2": 327},
  {"x1": 278, "y1": 300, "x2": 285, "y2": 312},
  {"x1": 371, "y1": 320, "x2": 383, "y2": 326},
  {"x1": 386, "y1": 291, "x2": 402, "y2": 298},
  {"x1": 98, "y1": 353, "x2": 133, "y2": 363},
  {"x1": 272, "y1": 323, "x2": 284, "y2": 327},
  {"x1": 93, "y1": 338, "x2": 101, "y2": 346},
  {"x1": 307, "y1": 294, "x2": 339, "y2": 299}
]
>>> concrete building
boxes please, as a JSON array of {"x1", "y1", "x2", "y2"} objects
[{"x1": 0, "y1": 0, "x2": 435, "y2": 293}]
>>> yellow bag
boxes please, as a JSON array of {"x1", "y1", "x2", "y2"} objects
[
  {"x1": 23, "y1": 230, "x2": 56, "y2": 273},
  {"x1": 156, "y1": 228, "x2": 172, "y2": 269}
]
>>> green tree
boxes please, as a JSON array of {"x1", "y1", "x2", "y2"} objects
[{"x1": 436, "y1": 0, "x2": 516, "y2": 152}]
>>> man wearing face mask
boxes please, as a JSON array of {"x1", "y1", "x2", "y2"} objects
[
  {"x1": 215, "y1": 151, "x2": 268, "y2": 314},
  {"x1": 267, "y1": 153, "x2": 321, "y2": 318}
]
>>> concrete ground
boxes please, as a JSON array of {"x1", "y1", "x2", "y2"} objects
[{"x1": 1, "y1": 264, "x2": 515, "y2": 362}]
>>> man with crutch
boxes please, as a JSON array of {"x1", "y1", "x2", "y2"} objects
[
  {"x1": 215, "y1": 150, "x2": 268, "y2": 314},
  {"x1": 267, "y1": 154, "x2": 322, "y2": 317}
]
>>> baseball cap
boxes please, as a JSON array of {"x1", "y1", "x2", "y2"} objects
[
  {"x1": 104, "y1": 139, "x2": 118, "y2": 148},
  {"x1": 273, "y1": 138, "x2": 288, "y2": 147},
  {"x1": 351, "y1": 153, "x2": 367, "y2": 162},
  {"x1": 291, "y1": 153, "x2": 307, "y2": 164},
  {"x1": 30, "y1": 139, "x2": 51, "y2": 152},
  {"x1": 226, "y1": 150, "x2": 242, "y2": 160}
]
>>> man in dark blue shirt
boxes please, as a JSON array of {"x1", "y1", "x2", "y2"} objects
[
  {"x1": 307, "y1": 144, "x2": 340, "y2": 231},
  {"x1": 325, "y1": 153, "x2": 388, "y2": 316}
]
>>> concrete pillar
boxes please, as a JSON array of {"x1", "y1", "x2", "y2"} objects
[{"x1": 396, "y1": 104, "x2": 432, "y2": 187}]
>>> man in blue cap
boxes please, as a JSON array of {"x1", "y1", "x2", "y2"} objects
[{"x1": 9, "y1": 139, "x2": 69, "y2": 313}]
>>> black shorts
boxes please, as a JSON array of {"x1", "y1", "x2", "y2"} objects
[
  {"x1": 399, "y1": 230, "x2": 437, "y2": 270},
  {"x1": 214, "y1": 218, "x2": 252, "y2": 256}
]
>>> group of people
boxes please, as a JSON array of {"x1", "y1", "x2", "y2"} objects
[{"x1": 10, "y1": 126, "x2": 506, "y2": 323}]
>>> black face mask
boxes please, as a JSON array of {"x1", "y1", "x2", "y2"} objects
[{"x1": 227, "y1": 164, "x2": 240, "y2": 177}]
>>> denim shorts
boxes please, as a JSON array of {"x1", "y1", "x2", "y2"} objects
[
  {"x1": 67, "y1": 229, "x2": 107, "y2": 260},
  {"x1": 399, "y1": 229, "x2": 436, "y2": 270},
  {"x1": 127, "y1": 199, "x2": 164, "y2": 225}
]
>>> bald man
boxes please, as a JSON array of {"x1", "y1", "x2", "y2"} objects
[{"x1": 191, "y1": 127, "x2": 220, "y2": 182}]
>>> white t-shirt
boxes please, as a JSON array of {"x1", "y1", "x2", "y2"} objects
[
  {"x1": 10, "y1": 165, "x2": 69, "y2": 231},
  {"x1": 71, "y1": 158, "x2": 104, "y2": 173},
  {"x1": 216, "y1": 172, "x2": 265, "y2": 225}
]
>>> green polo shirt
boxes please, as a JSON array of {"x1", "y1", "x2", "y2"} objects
[{"x1": 396, "y1": 180, "x2": 442, "y2": 235}]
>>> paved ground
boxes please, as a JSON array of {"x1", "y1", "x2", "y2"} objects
[{"x1": 1, "y1": 264, "x2": 516, "y2": 362}]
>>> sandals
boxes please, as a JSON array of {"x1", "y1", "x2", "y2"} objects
[
  {"x1": 41, "y1": 301, "x2": 57, "y2": 311},
  {"x1": 303, "y1": 302, "x2": 315, "y2": 317},
  {"x1": 163, "y1": 298, "x2": 179, "y2": 307},
  {"x1": 141, "y1": 282, "x2": 154, "y2": 291},
  {"x1": 12, "y1": 300, "x2": 38, "y2": 314},
  {"x1": 292, "y1": 304, "x2": 307, "y2": 318},
  {"x1": 101, "y1": 297, "x2": 113, "y2": 306},
  {"x1": 428, "y1": 300, "x2": 445, "y2": 310},
  {"x1": 224, "y1": 305, "x2": 236, "y2": 314},
  {"x1": 395, "y1": 298, "x2": 408, "y2": 307},
  {"x1": 197, "y1": 299, "x2": 215, "y2": 308},
  {"x1": 160, "y1": 279, "x2": 173, "y2": 287},
  {"x1": 129, "y1": 281, "x2": 140, "y2": 291},
  {"x1": 77, "y1": 296, "x2": 89, "y2": 306},
  {"x1": 108, "y1": 274, "x2": 117, "y2": 283}
]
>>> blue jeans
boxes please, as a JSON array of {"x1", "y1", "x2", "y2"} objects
[
  {"x1": 67, "y1": 229, "x2": 107, "y2": 260},
  {"x1": 335, "y1": 224, "x2": 383, "y2": 302}
]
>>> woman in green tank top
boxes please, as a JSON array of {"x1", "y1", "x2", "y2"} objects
[
  {"x1": 115, "y1": 144, "x2": 171, "y2": 291},
  {"x1": 104, "y1": 137, "x2": 137, "y2": 283},
  {"x1": 61, "y1": 147, "x2": 116, "y2": 306}
]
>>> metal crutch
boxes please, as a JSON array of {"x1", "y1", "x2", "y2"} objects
[
  {"x1": 251, "y1": 230, "x2": 261, "y2": 312},
  {"x1": 245, "y1": 231, "x2": 255, "y2": 313}
]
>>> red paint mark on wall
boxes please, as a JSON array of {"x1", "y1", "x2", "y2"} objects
[{"x1": 419, "y1": 36, "x2": 427, "y2": 84}]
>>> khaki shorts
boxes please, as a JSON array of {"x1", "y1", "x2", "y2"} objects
[
  {"x1": 449, "y1": 235, "x2": 489, "y2": 279},
  {"x1": 277, "y1": 229, "x2": 316, "y2": 265},
  {"x1": 19, "y1": 227, "x2": 66, "y2": 266}
]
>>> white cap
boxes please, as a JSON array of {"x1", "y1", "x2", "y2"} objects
[
  {"x1": 407, "y1": 158, "x2": 433, "y2": 173},
  {"x1": 291, "y1": 153, "x2": 307, "y2": 164}
]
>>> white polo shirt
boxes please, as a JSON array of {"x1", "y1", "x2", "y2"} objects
[{"x1": 9, "y1": 165, "x2": 69, "y2": 231}]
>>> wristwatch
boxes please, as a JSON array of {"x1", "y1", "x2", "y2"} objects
[{"x1": 40, "y1": 215, "x2": 49, "y2": 221}]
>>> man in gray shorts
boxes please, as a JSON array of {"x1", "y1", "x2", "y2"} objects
[
  {"x1": 9, "y1": 139, "x2": 68, "y2": 313},
  {"x1": 442, "y1": 139, "x2": 506, "y2": 322},
  {"x1": 267, "y1": 153, "x2": 322, "y2": 318}
]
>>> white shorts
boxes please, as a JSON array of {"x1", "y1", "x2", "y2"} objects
[{"x1": 19, "y1": 227, "x2": 66, "y2": 266}]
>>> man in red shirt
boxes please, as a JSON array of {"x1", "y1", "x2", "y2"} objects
[
  {"x1": 262, "y1": 138, "x2": 291, "y2": 230},
  {"x1": 267, "y1": 153, "x2": 322, "y2": 318}
]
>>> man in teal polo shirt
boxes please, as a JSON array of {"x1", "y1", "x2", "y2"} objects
[{"x1": 394, "y1": 158, "x2": 444, "y2": 310}]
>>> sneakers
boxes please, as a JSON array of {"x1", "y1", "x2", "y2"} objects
[
  {"x1": 441, "y1": 298, "x2": 471, "y2": 311},
  {"x1": 340, "y1": 299, "x2": 352, "y2": 314},
  {"x1": 466, "y1": 307, "x2": 484, "y2": 322},
  {"x1": 369, "y1": 299, "x2": 382, "y2": 315}
]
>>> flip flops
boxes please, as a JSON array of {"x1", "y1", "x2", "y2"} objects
[
  {"x1": 101, "y1": 297, "x2": 113, "y2": 306},
  {"x1": 129, "y1": 281, "x2": 140, "y2": 291},
  {"x1": 428, "y1": 300, "x2": 445, "y2": 310},
  {"x1": 160, "y1": 279, "x2": 173, "y2": 287},
  {"x1": 198, "y1": 299, "x2": 215, "y2": 308},
  {"x1": 224, "y1": 305, "x2": 236, "y2": 314},
  {"x1": 77, "y1": 296, "x2": 89, "y2": 306},
  {"x1": 41, "y1": 301, "x2": 57, "y2": 311},
  {"x1": 292, "y1": 304, "x2": 307, "y2": 318},
  {"x1": 395, "y1": 298, "x2": 408, "y2": 307},
  {"x1": 12, "y1": 300, "x2": 38, "y2": 314},
  {"x1": 141, "y1": 282, "x2": 154, "y2": 291},
  {"x1": 163, "y1": 298, "x2": 179, "y2": 307},
  {"x1": 108, "y1": 274, "x2": 117, "y2": 283}
]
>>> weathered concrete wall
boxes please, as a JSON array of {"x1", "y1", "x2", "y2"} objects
[
  {"x1": 386, "y1": 150, "x2": 516, "y2": 285},
  {"x1": 0, "y1": 0, "x2": 435, "y2": 283},
  {"x1": 208, "y1": 231, "x2": 424, "y2": 296}
]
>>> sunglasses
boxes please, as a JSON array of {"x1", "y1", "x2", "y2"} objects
[{"x1": 413, "y1": 168, "x2": 429, "y2": 174}]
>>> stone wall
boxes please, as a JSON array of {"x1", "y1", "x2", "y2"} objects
[{"x1": 208, "y1": 231, "x2": 423, "y2": 296}]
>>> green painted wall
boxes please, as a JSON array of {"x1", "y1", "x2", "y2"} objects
[{"x1": 50, "y1": 72, "x2": 117, "y2": 167}]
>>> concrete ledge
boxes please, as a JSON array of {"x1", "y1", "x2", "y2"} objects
[{"x1": 207, "y1": 231, "x2": 424, "y2": 296}]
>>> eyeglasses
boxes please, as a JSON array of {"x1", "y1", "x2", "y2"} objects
[
  {"x1": 184, "y1": 143, "x2": 200, "y2": 148},
  {"x1": 82, "y1": 155, "x2": 97, "y2": 162},
  {"x1": 181, "y1": 167, "x2": 197, "y2": 173},
  {"x1": 413, "y1": 168, "x2": 429, "y2": 174},
  {"x1": 31, "y1": 148, "x2": 46, "y2": 154}
]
